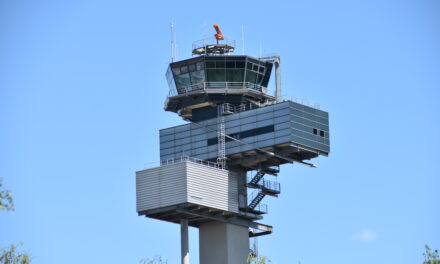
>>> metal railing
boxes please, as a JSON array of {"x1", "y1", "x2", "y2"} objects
[
  {"x1": 149, "y1": 156, "x2": 226, "y2": 170},
  {"x1": 169, "y1": 82, "x2": 264, "y2": 97},
  {"x1": 239, "y1": 195, "x2": 268, "y2": 214},
  {"x1": 246, "y1": 175, "x2": 280, "y2": 194},
  {"x1": 192, "y1": 37, "x2": 236, "y2": 54}
]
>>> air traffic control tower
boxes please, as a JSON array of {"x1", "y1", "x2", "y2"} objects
[{"x1": 136, "y1": 25, "x2": 330, "y2": 264}]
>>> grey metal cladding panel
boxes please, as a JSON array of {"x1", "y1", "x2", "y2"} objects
[
  {"x1": 174, "y1": 130, "x2": 192, "y2": 140},
  {"x1": 161, "y1": 147, "x2": 175, "y2": 156},
  {"x1": 256, "y1": 138, "x2": 275, "y2": 148},
  {"x1": 257, "y1": 119, "x2": 274, "y2": 127},
  {"x1": 186, "y1": 162, "x2": 237, "y2": 213},
  {"x1": 256, "y1": 132, "x2": 275, "y2": 141},
  {"x1": 225, "y1": 119, "x2": 241, "y2": 128},
  {"x1": 136, "y1": 169, "x2": 159, "y2": 212},
  {"x1": 191, "y1": 127, "x2": 208, "y2": 137},
  {"x1": 160, "y1": 134, "x2": 174, "y2": 143},
  {"x1": 192, "y1": 140, "x2": 206, "y2": 148},
  {"x1": 160, "y1": 141, "x2": 175, "y2": 149},
  {"x1": 174, "y1": 124, "x2": 190, "y2": 133},
  {"x1": 161, "y1": 154, "x2": 176, "y2": 160},
  {"x1": 275, "y1": 121, "x2": 290, "y2": 130},
  {"x1": 274, "y1": 135, "x2": 292, "y2": 145},
  {"x1": 158, "y1": 163, "x2": 187, "y2": 207},
  {"x1": 257, "y1": 105, "x2": 276, "y2": 114},
  {"x1": 257, "y1": 112, "x2": 274, "y2": 121},
  {"x1": 241, "y1": 123, "x2": 256, "y2": 131},
  {"x1": 136, "y1": 162, "x2": 187, "y2": 212},
  {"x1": 274, "y1": 128, "x2": 291, "y2": 137},
  {"x1": 240, "y1": 115, "x2": 257, "y2": 125},
  {"x1": 274, "y1": 115, "x2": 290, "y2": 123},
  {"x1": 226, "y1": 125, "x2": 241, "y2": 135},
  {"x1": 175, "y1": 137, "x2": 191, "y2": 145},
  {"x1": 160, "y1": 127, "x2": 175, "y2": 136},
  {"x1": 291, "y1": 135, "x2": 330, "y2": 153}
]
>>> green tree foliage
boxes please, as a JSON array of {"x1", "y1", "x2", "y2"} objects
[
  {"x1": 1, "y1": 179, "x2": 31, "y2": 264},
  {"x1": 0, "y1": 244, "x2": 30, "y2": 264},
  {"x1": 0, "y1": 179, "x2": 14, "y2": 211},
  {"x1": 424, "y1": 245, "x2": 440, "y2": 264},
  {"x1": 247, "y1": 252, "x2": 271, "y2": 264}
]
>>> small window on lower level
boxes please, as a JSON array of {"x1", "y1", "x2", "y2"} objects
[
  {"x1": 320, "y1": 130, "x2": 325, "y2": 137},
  {"x1": 313, "y1": 128, "x2": 318, "y2": 135}
]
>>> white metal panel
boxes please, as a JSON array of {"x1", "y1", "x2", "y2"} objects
[
  {"x1": 136, "y1": 162, "x2": 187, "y2": 212},
  {"x1": 186, "y1": 162, "x2": 238, "y2": 213}
]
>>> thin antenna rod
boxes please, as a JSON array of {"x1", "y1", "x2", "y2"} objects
[{"x1": 170, "y1": 22, "x2": 176, "y2": 62}]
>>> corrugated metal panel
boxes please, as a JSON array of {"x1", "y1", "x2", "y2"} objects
[
  {"x1": 136, "y1": 161, "x2": 238, "y2": 213},
  {"x1": 136, "y1": 162, "x2": 186, "y2": 212},
  {"x1": 186, "y1": 162, "x2": 237, "y2": 212}
]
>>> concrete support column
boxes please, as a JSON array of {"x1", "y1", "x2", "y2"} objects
[
  {"x1": 181, "y1": 219, "x2": 189, "y2": 264},
  {"x1": 199, "y1": 222, "x2": 249, "y2": 264}
]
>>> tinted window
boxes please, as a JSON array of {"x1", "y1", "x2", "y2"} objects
[{"x1": 226, "y1": 61, "x2": 235, "y2": 68}]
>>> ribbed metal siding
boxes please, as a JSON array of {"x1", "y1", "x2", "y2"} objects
[
  {"x1": 186, "y1": 162, "x2": 237, "y2": 213},
  {"x1": 136, "y1": 161, "x2": 237, "y2": 213},
  {"x1": 136, "y1": 162, "x2": 186, "y2": 212}
]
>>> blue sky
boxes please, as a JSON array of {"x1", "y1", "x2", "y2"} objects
[{"x1": 1, "y1": 0, "x2": 439, "y2": 263}]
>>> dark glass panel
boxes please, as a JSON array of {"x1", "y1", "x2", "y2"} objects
[
  {"x1": 216, "y1": 61, "x2": 225, "y2": 68},
  {"x1": 181, "y1": 65, "x2": 188, "y2": 73},
  {"x1": 259, "y1": 66, "x2": 265, "y2": 73},
  {"x1": 236, "y1": 61, "x2": 245, "y2": 68},
  {"x1": 245, "y1": 70, "x2": 257, "y2": 83},
  {"x1": 206, "y1": 61, "x2": 215, "y2": 68},
  {"x1": 172, "y1": 66, "x2": 181, "y2": 75},
  {"x1": 174, "y1": 73, "x2": 191, "y2": 93},
  {"x1": 207, "y1": 125, "x2": 274, "y2": 146},
  {"x1": 226, "y1": 61, "x2": 235, "y2": 68},
  {"x1": 188, "y1": 64, "x2": 196, "y2": 72},
  {"x1": 196, "y1": 62, "x2": 204, "y2": 70},
  {"x1": 206, "y1": 69, "x2": 226, "y2": 82},
  {"x1": 252, "y1": 64, "x2": 259, "y2": 72},
  {"x1": 261, "y1": 63, "x2": 273, "y2": 87},
  {"x1": 247, "y1": 62, "x2": 253, "y2": 70},
  {"x1": 256, "y1": 74, "x2": 264, "y2": 84},
  {"x1": 226, "y1": 69, "x2": 244, "y2": 82},
  {"x1": 190, "y1": 70, "x2": 205, "y2": 85}
]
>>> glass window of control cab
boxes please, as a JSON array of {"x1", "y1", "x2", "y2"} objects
[{"x1": 167, "y1": 56, "x2": 273, "y2": 95}]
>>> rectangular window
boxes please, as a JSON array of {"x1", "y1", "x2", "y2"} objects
[
  {"x1": 207, "y1": 125, "x2": 275, "y2": 146},
  {"x1": 226, "y1": 69, "x2": 244, "y2": 82},
  {"x1": 172, "y1": 67, "x2": 181, "y2": 75},
  {"x1": 320, "y1": 130, "x2": 325, "y2": 137},
  {"x1": 206, "y1": 69, "x2": 226, "y2": 82},
  {"x1": 236, "y1": 61, "x2": 245, "y2": 68},
  {"x1": 188, "y1": 64, "x2": 196, "y2": 72},
  {"x1": 196, "y1": 62, "x2": 204, "y2": 71},
  {"x1": 313, "y1": 128, "x2": 318, "y2": 135},
  {"x1": 206, "y1": 61, "x2": 215, "y2": 68},
  {"x1": 181, "y1": 65, "x2": 188, "y2": 73},
  {"x1": 226, "y1": 61, "x2": 235, "y2": 68},
  {"x1": 216, "y1": 61, "x2": 225, "y2": 68}
]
